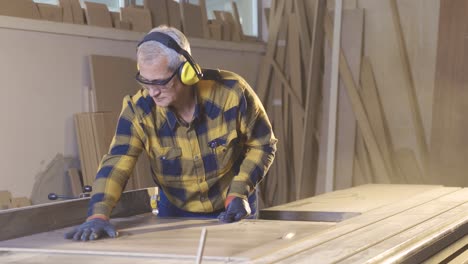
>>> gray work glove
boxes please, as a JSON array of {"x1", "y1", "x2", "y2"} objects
[
  {"x1": 218, "y1": 196, "x2": 251, "y2": 223},
  {"x1": 64, "y1": 218, "x2": 118, "y2": 241}
]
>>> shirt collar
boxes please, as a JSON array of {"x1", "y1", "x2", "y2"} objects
[{"x1": 163, "y1": 86, "x2": 203, "y2": 131}]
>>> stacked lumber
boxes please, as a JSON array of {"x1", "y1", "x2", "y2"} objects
[
  {"x1": 259, "y1": 0, "x2": 441, "y2": 207},
  {"x1": 0, "y1": 0, "x2": 255, "y2": 42},
  {"x1": 0, "y1": 191, "x2": 31, "y2": 209},
  {"x1": 258, "y1": 0, "x2": 325, "y2": 206},
  {"x1": 74, "y1": 55, "x2": 154, "y2": 191}
]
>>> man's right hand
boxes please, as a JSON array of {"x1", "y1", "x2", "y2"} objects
[{"x1": 64, "y1": 218, "x2": 118, "y2": 241}]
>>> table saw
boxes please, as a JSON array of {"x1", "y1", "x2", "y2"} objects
[{"x1": 0, "y1": 184, "x2": 466, "y2": 263}]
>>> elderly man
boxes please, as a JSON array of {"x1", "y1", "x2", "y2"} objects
[{"x1": 66, "y1": 26, "x2": 277, "y2": 241}]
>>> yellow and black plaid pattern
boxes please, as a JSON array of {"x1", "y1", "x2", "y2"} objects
[{"x1": 88, "y1": 70, "x2": 277, "y2": 217}]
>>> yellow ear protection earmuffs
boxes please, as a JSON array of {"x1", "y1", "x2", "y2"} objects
[{"x1": 137, "y1": 32, "x2": 203, "y2": 86}]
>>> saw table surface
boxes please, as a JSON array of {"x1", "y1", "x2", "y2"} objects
[{"x1": 0, "y1": 184, "x2": 466, "y2": 263}]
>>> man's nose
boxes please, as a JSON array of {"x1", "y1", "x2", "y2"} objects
[{"x1": 148, "y1": 86, "x2": 161, "y2": 97}]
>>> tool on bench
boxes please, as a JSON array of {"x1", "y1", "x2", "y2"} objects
[
  {"x1": 48, "y1": 185, "x2": 92, "y2": 200},
  {"x1": 149, "y1": 187, "x2": 160, "y2": 215},
  {"x1": 196, "y1": 227, "x2": 208, "y2": 264}
]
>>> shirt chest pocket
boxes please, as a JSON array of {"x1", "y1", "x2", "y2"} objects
[
  {"x1": 208, "y1": 130, "x2": 241, "y2": 175},
  {"x1": 155, "y1": 147, "x2": 182, "y2": 176}
]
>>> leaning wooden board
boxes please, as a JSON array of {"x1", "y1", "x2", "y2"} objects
[{"x1": 0, "y1": 185, "x2": 466, "y2": 263}]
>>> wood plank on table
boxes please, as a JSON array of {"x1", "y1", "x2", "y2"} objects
[
  {"x1": 281, "y1": 188, "x2": 468, "y2": 263},
  {"x1": 0, "y1": 216, "x2": 332, "y2": 261},
  {"x1": 423, "y1": 235, "x2": 468, "y2": 264},
  {"x1": 340, "y1": 198, "x2": 468, "y2": 263},
  {"x1": 0, "y1": 189, "x2": 152, "y2": 241},
  {"x1": 243, "y1": 186, "x2": 460, "y2": 262},
  {"x1": 261, "y1": 184, "x2": 442, "y2": 213}
]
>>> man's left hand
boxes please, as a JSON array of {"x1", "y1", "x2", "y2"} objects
[{"x1": 218, "y1": 196, "x2": 251, "y2": 223}]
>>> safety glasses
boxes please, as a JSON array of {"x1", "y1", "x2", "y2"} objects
[{"x1": 135, "y1": 66, "x2": 179, "y2": 86}]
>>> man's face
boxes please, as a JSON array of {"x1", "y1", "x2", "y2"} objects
[{"x1": 137, "y1": 56, "x2": 183, "y2": 108}]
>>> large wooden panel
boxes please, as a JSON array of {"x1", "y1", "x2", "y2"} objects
[
  {"x1": 89, "y1": 55, "x2": 138, "y2": 114},
  {"x1": 429, "y1": 0, "x2": 468, "y2": 187},
  {"x1": 58, "y1": 0, "x2": 73, "y2": 23},
  {"x1": 262, "y1": 184, "x2": 442, "y2": 213},
  {"x1": 317, "y1": 9, "x2": 364, "y2": 194},
  {"x1": 144, "y1": 0, "x2": 168, "y2": 27},
  {"x1": 0, "y1": 216, "x2": 332, "y2": 259},
  {"x1": 85, "y1": 2, "x2": 112, "y2": 28},
  {"x1": 167, "y1": 0, "x2": 182, "y2": 30},
  {"x1": 180, "y1": 2, "x2": 204, "y2": 38},
  {"x1": 37, "y1": 3, "x2": 63, "y2": 22},
  {"x1": 121, "y1": 6, "x2": 152, "y2": 32},
  {"x1": 355, "y1": 0, "x2": 439, "y2": 180},
  {"x1": 246, "y1": 186, "x2": 461, "y2": 262},
  {"x1": 0, "y1": 185, "x2": 465, "y2": 263},
  {"x1": 278, "y1": 188, "x2": 468, "y2": 263}
]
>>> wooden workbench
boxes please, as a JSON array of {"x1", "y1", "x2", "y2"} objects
[{"x1": 0, "y1": 184, "x2": 466, "y2": 263}]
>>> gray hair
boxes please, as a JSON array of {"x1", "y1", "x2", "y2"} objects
[{"x1": 137, "y1": 26, "x2": 191, "y2": 71}]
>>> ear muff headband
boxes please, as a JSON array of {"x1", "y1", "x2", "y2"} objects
[{"x1": 137, "y1": 32, "x2": 203, "y2": 85}]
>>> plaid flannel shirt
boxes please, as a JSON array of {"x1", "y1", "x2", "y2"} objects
[{"x1": 88, "y1": 70, "x2": 277, "y2": 218}]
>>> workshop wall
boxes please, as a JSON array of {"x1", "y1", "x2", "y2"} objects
[{"x1": 0, "y1": 16, "x2": 264, "y2": 201}]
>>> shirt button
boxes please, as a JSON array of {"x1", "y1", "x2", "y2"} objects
[{"x1": 161, "y1": 156, "x2": 167, "y2": 160}]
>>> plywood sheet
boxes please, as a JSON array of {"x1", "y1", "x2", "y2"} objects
[
  {"x1": 121, "y1": 6, "x2": 152, "y2": 32},
  {"x1": 10, "y1": 197, "x2": 31, "y2": 208},
  {"x1": 355, "y1": 0, "x2": 439, "y2": 181},
  {"x1": 208, "y1": 22, "x2": 222, "y2": 40},
  {"x1": 180, "y1": 2, "x2": 204, "y2": 38},
  {"x1": 58, "y1": 0, "x2": 73, "y2": 23},
  {"x1": 0, "y1": 215, "x2": 332, "y2": 259},
  {"x1": 317, "y1": 9, "x2": 363, "y2": 193},
  {"x1": 0, "y1": 191, "x2": 12, "y2": 209},
  {"x1": 359, "y1": 56, "x2": 399, "y2": 182},
  {"x1": 0, "y1": 0, "x2": 40, "y2": 19},
  {"x1": 278, "y1": 188, "x2": 468, "y2": 263},
  {"x1": 37, "y1": 3, "x2": 62, "y2": 22},
  {"x1": 70, "y1": 0, "x2": 85, "y2": 24},
  {"x1": 246, "y1": 186, "x2": 461, "y2": 263},
  {"x1": 429, "y1": 0, "x2": 468, "y2": 187},
  {"x1": 85, "y1": 2, "x2": 112, "y2": 28},
  {"x1": 299, "y1": 0, "x2": 324, "y2": 198},
  {"x1": 144, "y1": 0, "x2": 168, "y2": 27},
  {"x1": 263, "y1": 184, "x2": 442, "y2": 213},
  {"x1": 167, "y1": 0, "x2": 182, "y2": 30},
  {"x1": 88, "y1": 55, "x2": 138, "y2": 114},
  {"x1": 67, "y1": 168, "x2": 83, "y2": 196}
]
